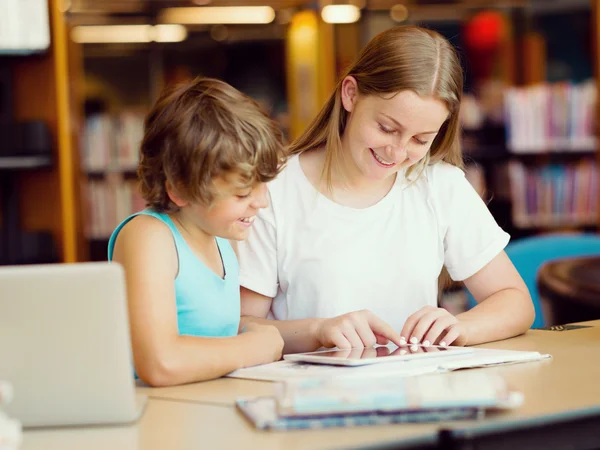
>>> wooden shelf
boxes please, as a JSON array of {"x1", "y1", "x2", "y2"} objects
[{"x1": 5, "y1": 0, "x2": 86, "y2": 264}]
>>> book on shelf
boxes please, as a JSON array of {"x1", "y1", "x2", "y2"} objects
[
  {"x1": 508, "y1": 160, "x2": 598, "y2": 228},
  {"x1": 85, "y1": 177, "x2": 146, "y2": 239},
  {"x1": 82, "y1": 111, "x2": 145, "y2": 173},
  {"x1": 504, "y1": 80, "x2": 597, "y2": 154}
]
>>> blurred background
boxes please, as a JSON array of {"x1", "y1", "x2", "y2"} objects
[{"x1": 1, "y1": 0, "x2": 599, "y2": 325}]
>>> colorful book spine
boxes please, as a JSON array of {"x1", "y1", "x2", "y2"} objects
[
  {"x1": 504, "y1": 80, "x2": 597, "y2": 153},
  {"x1": 236, "y1": 397, "x2": 483, "y2": 431}
]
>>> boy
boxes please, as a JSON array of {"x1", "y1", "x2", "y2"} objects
[{"x1": 109, "y1": 78, "x2": 285, "y2": 386}]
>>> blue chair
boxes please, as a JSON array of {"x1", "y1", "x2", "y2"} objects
[{"x1": 465, "y1": 233, "x2": 600, "y2": 328}]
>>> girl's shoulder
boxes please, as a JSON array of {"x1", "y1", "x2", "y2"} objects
[
  {"x1": 265, "y1": 153, "x2": 306, "y2": 198},
  {"x1": 424, "y1": 161, "x2": 466, "y2": 185},
  {"x1": 422, "y1": 161, "x2": 471, "y2": 202}
]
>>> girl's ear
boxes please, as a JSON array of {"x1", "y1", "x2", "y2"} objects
[
  {"x1": 166, "y1": 181, "x2": 188, "y2": 208},
  {"x1": 341, "y1": 76, "x2": 359, "y2": 113}
]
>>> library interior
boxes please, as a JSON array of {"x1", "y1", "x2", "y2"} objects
[{"x1": 1, "y1": 0, "x2": 600, "y2": 449}]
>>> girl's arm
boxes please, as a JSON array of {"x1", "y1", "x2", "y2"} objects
[
  {"x1": 240, "y1": 287, "x2": 402, "y2": 354},
  {"x1": 113, "y1": 215, "x2": 283, "y2": 387},
  {"x1": 400, "y1": 251, "x2": 534, "y2": 347},
  {"x1": 459, "y1": 250, "x2": 535, "y2": 344}
]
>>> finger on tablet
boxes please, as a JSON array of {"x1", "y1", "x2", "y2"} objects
[
  {"x1": 367, "y1": 313, "x2": 403, "y2": 346},
  {"x1": 354, "y1": 319, "x2": 377, "y2": 347},
  {"x1": 400, "y1": 306, "x2": 432, "y2": 343},
  {"x1": 326, "y1": 328, "x2": 350, "y2": 349},
  {"x1": 441, "y1": 325, "x2": 462, "y2": 347},
  {"x1": 341, "y1": 326, "x2": 364, "y2": 349},
  {"x1": 375, "y1": 334, "x2": 389, "y2": 346},
  {"x1": 410, "y1": 310, "x2": 446, "y2": 345},
  {"x1": 423, "y1": 316, "x2": 456, "y2": 346}
]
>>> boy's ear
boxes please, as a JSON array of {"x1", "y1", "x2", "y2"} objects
[
  {"x1": 166, "y1": 181, "x2": 188, "y2": 208},
  {"x1": 341, "y1": 76, "x2": 359, "y2": 113}
]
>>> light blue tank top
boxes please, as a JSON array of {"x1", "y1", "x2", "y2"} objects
[{"x1": 108, "y1": 209, "x2": 240, "y2": 338}]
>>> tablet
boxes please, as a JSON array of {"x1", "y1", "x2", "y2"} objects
[{"x1": 283, "y1": 344, "x2": 474, "y2": 366}]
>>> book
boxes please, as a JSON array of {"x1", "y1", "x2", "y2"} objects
[
  {"x1": 237, "y1": 396, "x2": 483, "y2": 431},
  {"x1": 274, "y1": 371, "x2": 521, "y2": 417},
  {"x1": 237, "y1": 371, "x2": 523, "y2": 431}
]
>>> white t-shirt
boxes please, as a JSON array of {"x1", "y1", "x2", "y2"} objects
[{"x1": 238, "y1": 154, "x2": 509, "y2": 332}]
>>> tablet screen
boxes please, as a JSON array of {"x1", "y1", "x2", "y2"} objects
[
  {"x1": 284, "y1": 344, "x2": 473, "y2": 366},
  {"x1": 314, "y1": 344, "x2": 461, "y2": 359}
]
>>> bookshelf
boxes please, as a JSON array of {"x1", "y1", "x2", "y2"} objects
[
  {"x1": 2, "y1": 0, "x2": 85, "y2": 264},
  {"x1": 461, "y1": 2, "x2": 600, "y2": 238},
  {"x1": 3, "y1": 0, "x2": 597, "y2": 267},
  {"x1": 80, "y1": 110, "x2": 145, "y2": 249}
]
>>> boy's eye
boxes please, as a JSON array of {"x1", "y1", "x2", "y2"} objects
[
  {"x1": 236, "y1": 193, "x2": 251, "y2": 199},
  {"x1": 378, "y1": 123, "x2": 394, "y2": 134}
]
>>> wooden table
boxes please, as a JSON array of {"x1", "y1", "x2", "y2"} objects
[
  {"x1": 22, "y1": 321, "x2": 600, "y2": 450},
  {"x1": 22, "y1": 399, "x2": 439, "y2": 450}
]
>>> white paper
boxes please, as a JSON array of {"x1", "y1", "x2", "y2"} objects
[{"x1": 227, "y1": 347, "x2": 551, "y2": 382}]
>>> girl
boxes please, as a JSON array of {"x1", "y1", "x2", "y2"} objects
[
  {"x1": 238, "y1": 25, "x2": 534, "y2": 354},
  {"x1": 109, "y1": 78, "x2": 286, "y2": 386}
]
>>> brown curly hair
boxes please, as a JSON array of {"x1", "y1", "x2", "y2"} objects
[{"x1": 138, "y1": 77, "x2": 286, "y2": 212}]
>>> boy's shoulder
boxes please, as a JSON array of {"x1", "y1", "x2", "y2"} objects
[{"x1": 116, "y1": 213, "x2": 174, "y2": 246}]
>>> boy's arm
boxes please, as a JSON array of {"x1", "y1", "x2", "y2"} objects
[
  {"x1": 113, "y1": 216, "x2": 282, "y2": 387},
  {"x1": 240, "y1": 287, "x2": 324, "y2": 354},
  {"x1": 240, "y1": 287, "x2": 402, "y2": 355}
]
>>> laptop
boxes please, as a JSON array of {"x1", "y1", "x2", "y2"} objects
[{"x1": 0, "y1": 262, "x2": 147, "y2": 428}]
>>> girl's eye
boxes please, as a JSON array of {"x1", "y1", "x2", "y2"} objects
[
  {"x1": 414, "y1": 138, "x2": 428, "y2": 146},
  {"x1": 378, "y1": 123, "x2": 394, "y2": 134}
]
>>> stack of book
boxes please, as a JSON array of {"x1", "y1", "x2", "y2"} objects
[
  {"x1": 0, "y1": 381, "x2": 21, "y2": 450},
  {"x1": 237, "y1": 371, "x2": 523, "y2": 431}
]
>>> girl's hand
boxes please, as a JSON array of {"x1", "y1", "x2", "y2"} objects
[
  {"x1": 400, "y1": 306, "x2": 469, "y2": 347},
  {"x1": 313, "y1": 310, "x2": 403, "y2": 349}
]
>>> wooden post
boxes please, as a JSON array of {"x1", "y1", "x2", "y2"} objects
[
  {"x1": 286, "y1": 10, "x2": 335, "y2": 140},
  {"x1": 52, "y1": 0, "x2": 78, "y2": 262},
  {"x1": 522, "y1": 32, "x2": 546, "y2": 85}
]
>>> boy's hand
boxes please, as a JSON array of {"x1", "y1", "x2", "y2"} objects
[
  {"x1": 400, "y1": 306, "x2": 468, "y2": 347},
  {"x1": 242, "y1": 323, "x2": 284, "y2": 364},
  {"x1": 312, "y1": 310, "x2": 403, "y2": 350}
]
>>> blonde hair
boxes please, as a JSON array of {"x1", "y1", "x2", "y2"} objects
[
  {"x1": 288, "y1": 25, "x2": 464, "y2": 186},
  {"x1": 138, "y1": 77, "x2": 286, "y2": 212}
]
